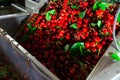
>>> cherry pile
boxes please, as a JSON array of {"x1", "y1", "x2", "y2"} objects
[{"x1": 18, "y1": 0, "x2": 120, "y2": 80}]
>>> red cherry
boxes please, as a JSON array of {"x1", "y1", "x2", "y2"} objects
[
  {"x1": 102, "y1": 28, "x2": 109, "y2": 35},
  {"x1": 88, "y1": 12, "x2": 93, "y2": 17},
  {"x1": 60, "y1": 30, "x2": 65, "y2": 34},
  {"x1": 97, "y1": 44, "x2": 103, "y2": 50},
  {"x1": 108, "y1": 36, "x2": 113, "y2": 41},
  {"x1": 69, "y1": 67, "x2": 75, "y2": 75},
  {"x1": 81, "y1": 35, "x2": 86, "y2": 40},
  {"x1": 85, "y1": 42, "x2": 90, "y2": 49},
  {"x1": 86, "y1": 9, "x2": 91, "y2": 14},
  {"x1": 59, "y1": 33, "x2": 64, "y2": 37},
  {"x1": 94, "y1": 32, "x2": 98, "y2": 36},
  {"x1": 50, "y1": 67, "x2": 55, "y2": 72},
  {"x1": 94, "y1": 37, "x2": 101, "y2": 43},
  {"x1": 82, "y1": 28, "x2": 88, "y2": 32},
  {"x1": 108, "y1": 14, "x2": 114, "y2": 20},
  {"x1": 73, "y1": 64, "x2": 79, "y2": 69},
  {"x1": 83, "y1": 24, "x2": 87, "y2": 27},
  {"x1": 95, "y1": 55, "x2": 100, "y2": 60},
  {"x1": 24, "y1": 27, "x2": 29, "y2": 32},
  {"x1": 83, "y1": 19, "x2": 89, "y2": 23},
  {"x1": 91, "y1": 48, "x2": 97, "y2": 53},
  {"x1": 85, "y1": 32, "x2": 89, "y2": 37},
  {"x1": 83, "y1": 1, "x2": 88, "y2": 7},
  {"x1": 65, "y1": 35, "x2": 70, "y2": 40},
  {"x1": 90, "y1": 42, "x2": 96, "y2": 48},
  {"x1": 105, "y1": 20, "x2": 111, "y2": 27},
  {"x1": 101, "y1": 40, "x2": 106, "y2": 45},
  {"x1": 96, "y1": 9, "x2": 104, "y2": 18}
]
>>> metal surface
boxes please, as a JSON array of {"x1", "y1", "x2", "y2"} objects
[
  {"x1": 0, "y1": 6, "x2": 22, "y2": 15},
  {"x1": 25, "y1": 0, "x2": 48, "y2": 13},
  {"x1": 87, "y1": 31, "x2": 120, "y2": 80},
  {"x1": 0, "y1": 1, "x2": 60, "y2": 80},
  {"x1": 0, "y1": 29, "x2": 51, "y2": 80},
  {"x1": 0, "y1": 28, "x2": 60, "y2": 80},
  {"x1": 90, "y1": 61, "x2": 120, "y2": 80},
  {"x1": 0, "y1": 4, "x2": 29, "y2": 36}
]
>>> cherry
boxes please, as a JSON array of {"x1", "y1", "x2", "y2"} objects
[
  {"x1": 69, "y1": 67, "x2": 75, "y2": 75},
  {"x1": 96, "y1": 9, "x2": 104, "y2": 18},
  {"x1": 94, "y1": 37, "x2": 101, "y2": 43},
  {"x1": 108, "y1": 14, "x2": 114, "y2": 20},
  {"x1": 19, "y1": 1, "x2": 119, "y2": 80},
  {"x1": 108, "y1": 36, "x2": 113, "y2": 41},
  {"x1": 91, "y1": 48, "x2": 97, "y2": 53},
  {"x1": 65, "y1": 35, "x2": 70, "y2": 40},
  {"x1": 83, "y1": 2, "x2": 88, "y2": 7},
  {"x1": 86, "y1": 9, "x2": 91, "y2": 14},
  {"x1": 97, "y1": 44, "x2": 103, "y2": 51},
  {"x1": 82, "y1": 27, "x2": 88, "y2": 32},
  {"x1": 95, "y1": 55, "x2": 100, "y2": 60},
  {"x1": 86, "y1": 56, "x2": 91, "y2": 61},
  {"x1": 101, "y1": 40, "x2": 106, "y2": 45},
  {"x1": 105, "y1": 20, "x2": 111, "y2": 27},
  {"x1": 94, "y1": 32, "x2": 98, "y2": 36},
  {"x1": 85, "y1": 42, "x2": 90, "y2": 49},
  {"x1": 50, "y1": 67, "x2": 55, "y2": 73},
  {"x1": 83, "y1": 24, "x2": 87, "y2": 27},
  {"x1": 88, "y1": 12, "x2": 93, "y2": 17},
  {"x1": 90, "y1": 42, "x2": 96, "y2": 48}
]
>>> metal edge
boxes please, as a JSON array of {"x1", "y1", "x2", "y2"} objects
[
  {"x1": 33, "y1": 0, "x2": 48, "y2": 13},
  {"x1": 0, "y1": 12, "x2": 30, "y2": 19},
  {"x1": 11, "y1": 3, "x2": 32, "y2": 13},
  {"x1": 0, "y1": 28, "x2": 60, "y2": 80},
  {"x1": 11, "y1": 4, "x2": 28, "y2": 13},
  {"x1": 25, "y1": 0, "x2": 48, "y2": 13}
]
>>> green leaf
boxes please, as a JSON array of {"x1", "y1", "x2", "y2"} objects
[
  {"x1": 77, "y1": 61, "x2": 84, "y2": 66},
  {"x1": 45, "y1": 9, "x2": 56, "y2": 21},
  {"x1": 98, "y1": 2, "x2": 109, "y2": 10},
  {"x1": 64, "y1": 44, "x2": 70, "y2": 52},
  {"x1": 97, "y1": 20, "x2": 102, "y2": 29},
  {"x1": 91, "y1": 23, "x2": 96, "y2": 27},
  {"x1": 117, "y1": 13, "x2": 120, "y2": 23},
  {"x1": 45, "y1": 13, "x2": 51, "y2": 21},
  {"x1": 27, "y1": 23, "x2": 37, "y2": 34},
  {"x1": 79, "y1": 10, "x2": 86, "y2": 19},
  {"x1": 53, "y1": 0, "x2": 58, "y2": 1},
  {"x1": 60, "y1": 37, "x2": 64, "y2": 41},
  {"x1": 92, "y1": 1, "x2": 99, "y2": 11},
  {"x1": 47, "y1": 9, "x2": 56, "y2": 15},
  {"x1": 27, "y1": 23, "x2": 33, "y2": 29},
  {"x1": 111, "y1": 51, "x2": 120, "y2": 61},
  {"x1": 71, "y1": 5, "x2": 79, "y2": 9},
  {"x1": 70, "y1": 42, "x2": 85, "y2": 56},
  {"x1": 29, "y1": 27, "x2": 37, "y2": 34},
  {"x1": 70, "y1": 23, "x2": 78, "y2": 30}
]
